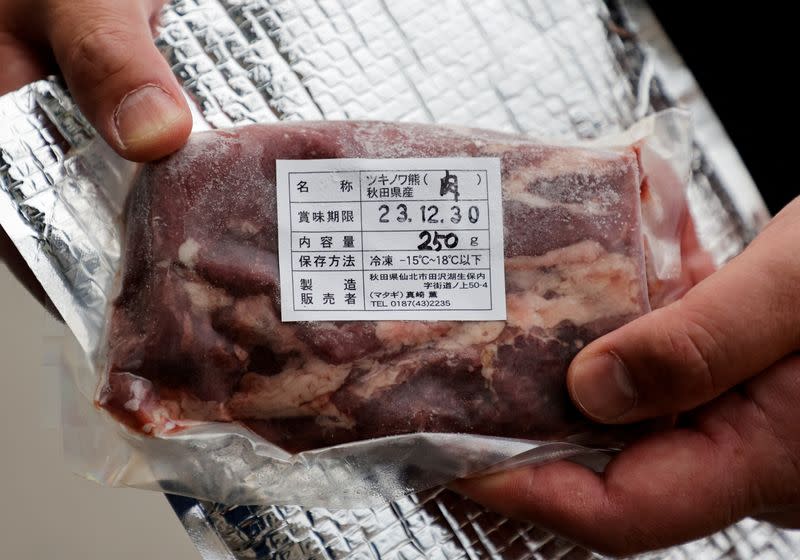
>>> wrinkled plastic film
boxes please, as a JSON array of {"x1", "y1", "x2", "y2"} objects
[
  {"x1": 68, "y1": 114, "x2": 689, "y2": 506},
  {"x1": 4, "y1": 84, "x2": 693, "y2": 506},
  {"x1": 588, "y1": 109, "x2": 694, "y2": 292}
]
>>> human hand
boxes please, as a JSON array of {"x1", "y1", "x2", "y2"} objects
[
  {"x1": 1, "y1": 0, "x2": 192, "y2": 308},
  {"x1": 455, "y1": 197, "x2": 800, "y2": 556},
  {"x1": 0, "y1": 0, "x2": 191, "y2": 162}
]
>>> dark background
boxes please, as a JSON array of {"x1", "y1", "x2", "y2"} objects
[{"x1": 649, "y1": 2, "x2": 795, "y2": 214}]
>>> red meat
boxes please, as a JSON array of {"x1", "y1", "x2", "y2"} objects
[{"x1": 100, "y1": 122, "x2": 651, "y2": 452}]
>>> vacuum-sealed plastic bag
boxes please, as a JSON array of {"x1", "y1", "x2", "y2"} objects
[
  {"x1": 67, "y1": 109, "x2": 697, "y2": 505},
  {"x1": 0, "y1": 89, "x2": 698, "y2": 505},
  {"x1": 107, "y1": 122, "x2": 640, "y2": 445}
]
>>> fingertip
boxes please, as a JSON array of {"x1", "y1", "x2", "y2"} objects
[
  {"x1": 45, "y1": 0, "x2": 192, "y2": 162},
  {"x1": 448, "y1": 470, "x2": 516, "y2": 509},
  {"x1": 112, "y1": 84, "x2": 192, "y2": 161},
  {"x1": 0, "y1": 40, "x2": 52, "y2": 95},
  {"x1": 452, "y1": 460, "x2": 606, "y2": 523},
  {"x1": 567, "y1": 351, "x2": 636, "y2": 423},
  {"x1": 567, "y1": 299, "x2": 725, "y2": 424}
]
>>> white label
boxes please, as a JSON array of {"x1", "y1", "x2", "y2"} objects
[{"x1": 276, "y1": 158, "x2": 506, "y2": 322}]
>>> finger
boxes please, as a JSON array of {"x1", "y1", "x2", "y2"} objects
[
  {"x1": 146, "y1": 0, "x2": 168, "y2": 31},
  {"x1": 45, "y1": 0, "x2": 191, "y2": 161},
  {"x1": 0, "y1": 34, "x2": 51, "y2": 94},
  {"x1": 755, "y1": 510, "x2": 800, "y2": 529},
  {"x1": 454, "y1": 433, "x2": 747, "y2": 556},
  {"x1": 680, "y1": 213, "x2": 715, "y2": 286},
  {"x1": 454, "y1": 357, "x2": 800, "y2": 556},
  {"x1": 567, "y1": 197, "x2": 800, "y2": 423}
]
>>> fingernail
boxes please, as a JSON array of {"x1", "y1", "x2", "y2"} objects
[
  {"x1": 570, "y1": 353, "x2": 636, "y2": 421},
  {"x1": 114, "y1": 85, "x2": 185, "y2": 149},
  {"x1": 449, "y1": 472, "x2": 508, "y2": 495}
]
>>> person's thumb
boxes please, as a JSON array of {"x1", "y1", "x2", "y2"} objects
[
  {"x1": 45, "y1": 0, "x2": 191, "y2": 161},
  {"x1": 567, "y1": 196, "x2": 800, "y2": 424}
]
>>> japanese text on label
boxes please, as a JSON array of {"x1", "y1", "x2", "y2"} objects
[{"x1": 276, "y1": 158, "x2": 506, "y2": 321}]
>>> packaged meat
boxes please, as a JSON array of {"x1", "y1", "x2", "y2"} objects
[
  {"x1": 98, "y1": 112, "x2": 694, "y2": 459},
  {"x1": 10, "y1": 109, "x2": 693, "y2": 505}
]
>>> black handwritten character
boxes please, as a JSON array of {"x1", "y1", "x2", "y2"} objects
[{"x1": 440, "y1": 170, "x2": 460, "y2": 201}]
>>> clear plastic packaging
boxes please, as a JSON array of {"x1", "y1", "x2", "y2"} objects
[{"x1": 50, "y1": 110, "x2": 697, "y2": 506}]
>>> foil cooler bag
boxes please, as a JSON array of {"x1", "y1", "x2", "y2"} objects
[{"x1": 3, "y1": 0, "x2": 798, "y2": 558}]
